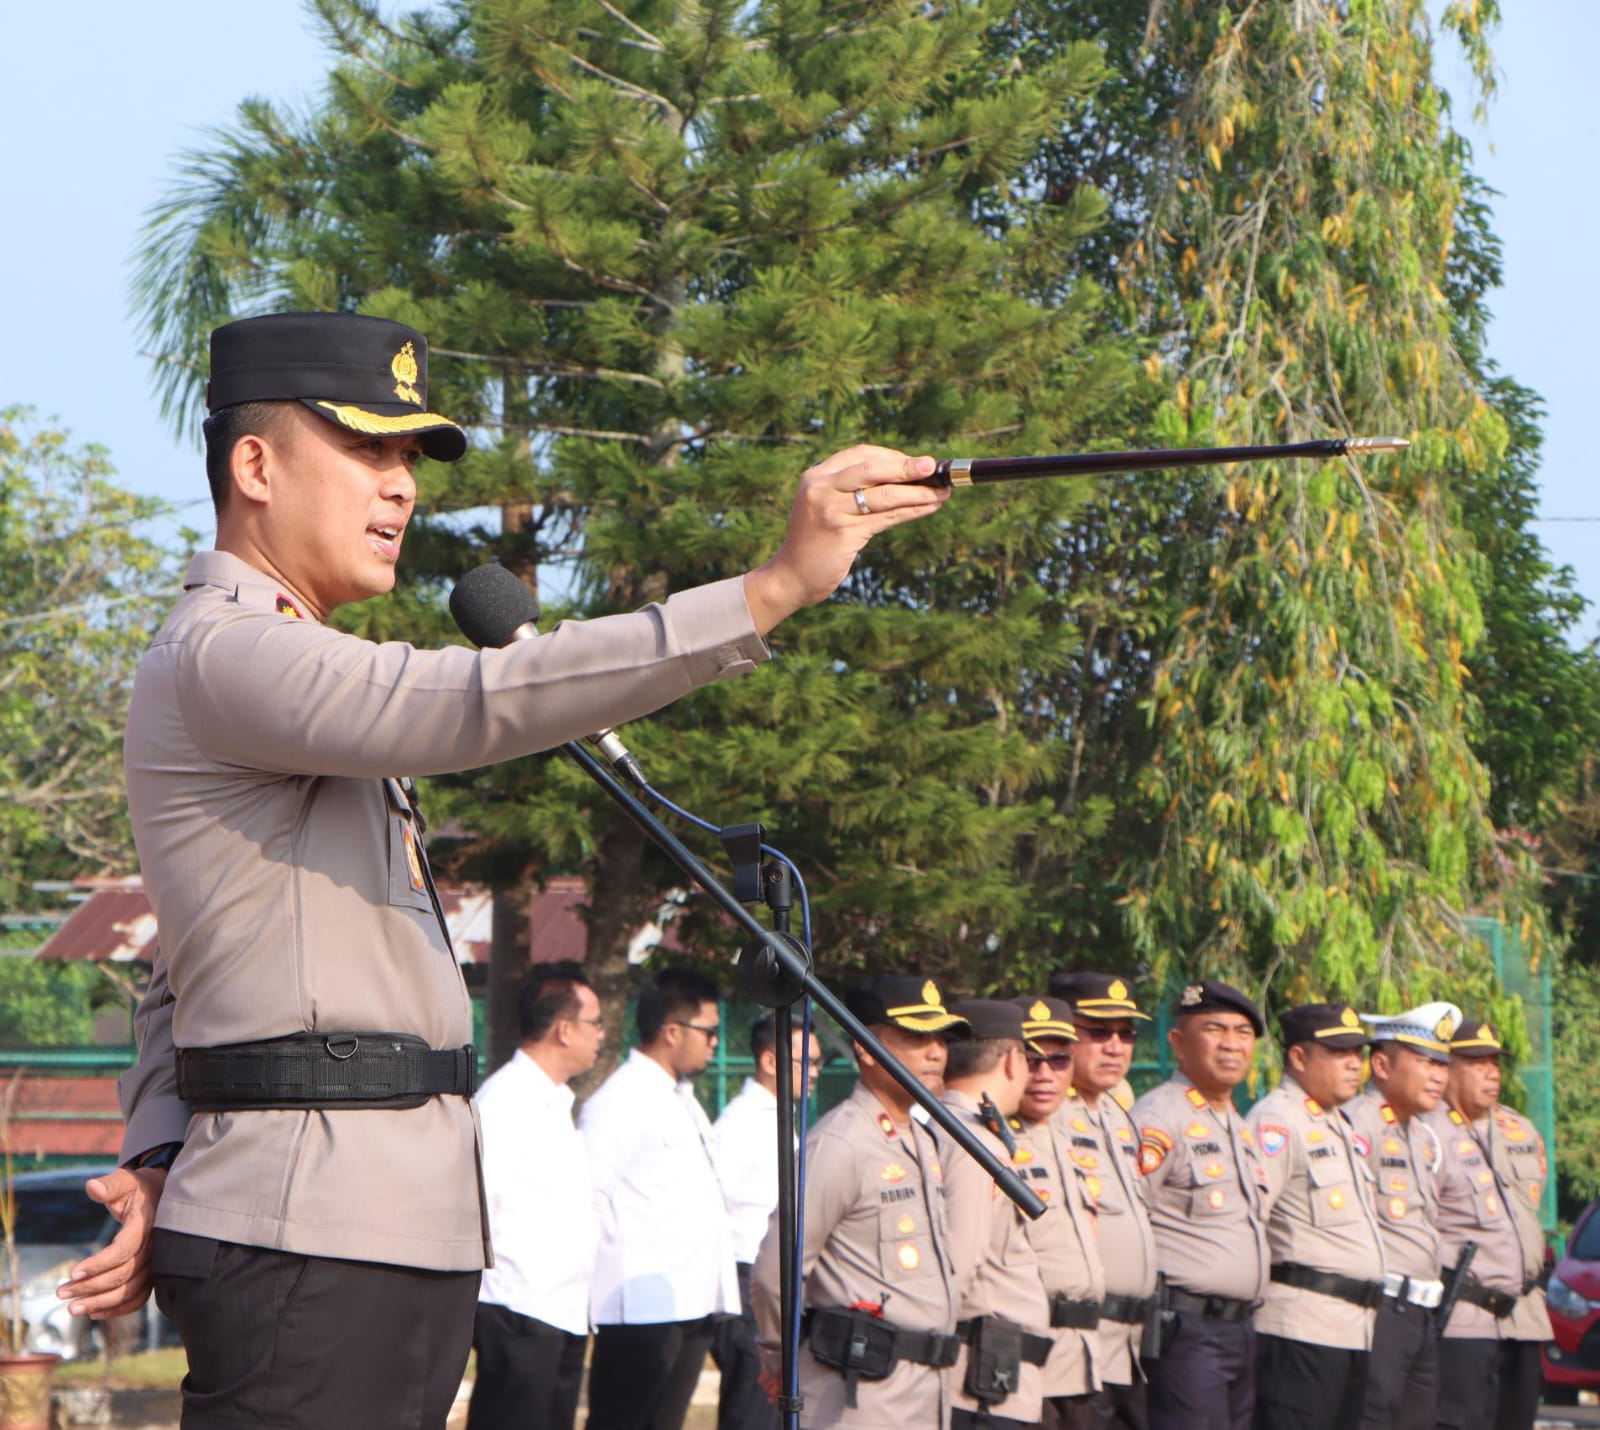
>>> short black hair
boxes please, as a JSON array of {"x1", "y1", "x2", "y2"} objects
[
  {"x1": 518, "y1": 961, "x2": 592, "y2": 1043},
  {"x1": 201, "y1": 400, "x2": 293, "y2": 516},
  {"x1": 944, "y1": 1037, "x2": 1015, "y2": 1080},
  {"x1": 750, "y1": 1013, "x2": 777, "y2": 1062},
  {"x1": 636, "y1": 965, "x2": 721, "y2": 1045}
]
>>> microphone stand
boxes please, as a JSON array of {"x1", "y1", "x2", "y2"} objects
[{"x1": 553, "y1": 740, "x2": 1046, "y2": 1429}]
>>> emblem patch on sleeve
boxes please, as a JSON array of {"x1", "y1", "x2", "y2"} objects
[{"x1": 1259, "y1": 1124, "x2": 1289, "y2": 1158}]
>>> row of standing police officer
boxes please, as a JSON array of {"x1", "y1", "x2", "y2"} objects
[{"x1": 751, "y1": 974, "x2": 1551, "y2": 1430}]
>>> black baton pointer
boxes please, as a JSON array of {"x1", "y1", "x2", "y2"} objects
[
  {"x1": 914, "y1": 435, "x2": 1410, "y2": 487},
  {"x1": 448, "y1": 564, "x2": 1048, "y2": 1221}
]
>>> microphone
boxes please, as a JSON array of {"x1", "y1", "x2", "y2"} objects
[{"x1": 449, "y1": 564, "x2": 649, "y2": 790}]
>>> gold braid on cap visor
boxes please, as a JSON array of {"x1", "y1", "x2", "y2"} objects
[{"x1": 314, "y1": 401, "x2": 464, "y2": 436}]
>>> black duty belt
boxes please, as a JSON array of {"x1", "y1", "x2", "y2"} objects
[
  {"x1": 957, "y1": 1320, "x2": 1052, "y2": 1366},
  {"x1": 801, "y1": 1310, "x2": 961, "y2": 1368},
  {"x1": 1524, "y1": 1265, "x2": 1552, "y2": 1296},
  {"x1": 1451, "y1": 1270, "x2": 1518, "y2": 1319},
  {"x1": 1271, "y1": 1262, "x2": 1385, "y2": 1311},
  {"x1": 1163, "y1": 1287, "x2": 1256, "y2": 1323},
  {"x1": 177, "y1": 1032, "x2": 478, "y2": 1111},
  {"x1": 1048, "y1": 1293, "x2": 1101, "y2": 1330},
  {"x1": 1099, "y1": 1293, "x2": 1157, "y2": 1324}
]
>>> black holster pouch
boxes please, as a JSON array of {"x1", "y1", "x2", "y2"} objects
[
  {"x1": 808, "y1": 1308, "x2": 898, "y2": 1408},
  {"x1": 962, "y1": 1318, "x2": 1025, "y2": 1406},
  {"x1": 1140, "y1": 1276, "x2": 1168, "y2": 1364}
]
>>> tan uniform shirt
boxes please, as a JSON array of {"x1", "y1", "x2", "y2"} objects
[
  {"x1": 942, "y1": 1091, "x2": 1051, "y2": 1425},
  {"x1": 1422, "y1": 1100, "x2": 1529, "y2": 1340},
  {"x1": 1056, "y1": 1092, "x2": 1157, "y2": 1387},
  {"x1": 1248, "y1": 1077, "x2": 1385, "y2": 1350},
  {"x1": 1487, "y1": 1104, "x2": 1554, "y2": 1342},
  {"x1": 1131, "y1": 1074, "x2": 1268, "y2": 1304},
  {"x1": 1345, "y1": 1088, "x2": 1440, "y2": 1282},
  {"x1": 752, "y1": 1083, "x2": 957, "y2": 1430},
  {"x1": 120, "y1": 550, "x2": 764, "y2": 1271},
  {"x1": 1015, "y1": 1112, "x2": 1104, "y2": 1397}
]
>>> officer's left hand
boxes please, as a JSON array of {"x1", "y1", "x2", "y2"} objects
[{"x1": 58, "y1": 1167, "x2": 166, "y2": 1320}]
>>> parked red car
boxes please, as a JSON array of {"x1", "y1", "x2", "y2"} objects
[{"x1": 1544, "y1": 1199, "x2": 1600, "y2": 1403}]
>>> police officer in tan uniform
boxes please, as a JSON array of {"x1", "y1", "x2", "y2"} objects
[
  {"x1": 1131, "y1": 981, "x2": 1268, "y2": 1430},
  {"x1": 942, "y1": 1000, "x2": 1054, "y2": 1430},
  {"x1": 57, "y1": 312, "x2": 952, "y2": 1429},
  {"x1": 1424, "y1": 1020, "x2": 1550, "y2": 1430},
  {"x1": 1249, "y1": 1003, "x2": 1385, "y2": 1430},
  {"x1": 752, "y1": 976, "x2": 969, "y2": 1430},
  {"x1": 1346, "y1": 1001, "x2": 1460, "y2": 1430},
  {"x1": 1009, "y1": 996, "x2": 1105, "y2": 1428},
  {"x1": 1052, "y1": 973, "x2": 1159, "y2": 1430}
]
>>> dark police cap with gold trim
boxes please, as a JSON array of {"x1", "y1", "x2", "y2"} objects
[
  {"x1": 1448, "y1": 1018, "x2": 1505, "y2": 1059},
  {"x1": 207, "y1": 312, "x2": 467, "y2": 462},
  {"x1": 1173, "y1": 979, "x2": 1265, "y2": 1037},
  {"x1": 1049, "y1": 971, "x2": 1151, "y2": 1022},
  {"x1": 1008, "y1": 996, "x2": 1078, "y2": 1042},
  {"x1": 951, "y1": 999, "x2": 1044, "y2": 1053},
  {"x1": 844, "y1": 975, "x2": 970, "y2": 1037},
  {"x1": 1279, "y1": 1002, "x2": 1370, "y2": 1051}
]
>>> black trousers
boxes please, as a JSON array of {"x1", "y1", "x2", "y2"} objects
[
  {"x1": 708, "y1": 1263, "x2": 776, "y2": 1430},
  {"x1": 1359, "y1": 1296, "x2": 1436, "y2": 1430},
  {"x1": 151, "y1": 1229, "x2": 479, "y2": 1430},
  {"x1": 1047, "y1": 1381, "x2": 1149, "y2": 1430},
  {"x1": 1252, "y1": 1333, "x2": 1368, "y2": 1430},
  {"x1": 952, "y1": 1410, "x2": 1040, "y2": 1430},
  {"x1": 466, "y1": 1302, "x2": 587, "y2": 1430},
  {"x1": 1146, "y1": 1317, "x2": 1255, "y2": 1430},
  {"x1": 588, "y1": 1317, "x2": 715, "y2": 1430},
  {"x1": 1437, "y1": 1337, "x2": 1500, "y2": 1430},
  {"x1": 1494, "y1": 1340, "x2": 1543, "y2": 1430}
]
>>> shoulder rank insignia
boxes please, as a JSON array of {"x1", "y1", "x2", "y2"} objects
[
  {"x1": 877, "y1": 1112, "x2": 897, "y2": 1139},
  {"x1": 275, "y1": 593, "x2": 305, "y2": 619},
  {"x1": 1185, "y1": 1086, "x2": 1208, "y2": 1110},
  {"x1": 1379, "y1": 1103, "x2": 1397, "y2": 1125},
  {"x1": 1304, "y1": 1096, "x2": 1324, "y2": 1117},
  {"x1": 1448, "y1": 1108, "x2": 1465, "y2": 1125}
]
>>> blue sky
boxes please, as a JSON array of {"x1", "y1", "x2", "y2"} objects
[{"x1": 3, "y1": 3, "x2": 1596, "y2": 633}]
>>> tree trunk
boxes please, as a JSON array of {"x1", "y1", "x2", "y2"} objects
[
  {"x1": 573, "y1": 819, "x2": 654, "y2": 1098},
  {"x1": 486, "y1": 886, "x2": 531, "y2": 1073}
]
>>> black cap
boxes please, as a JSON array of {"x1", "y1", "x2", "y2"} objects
[
  {"x1": 1049, "y1": 971, "x2": 1151, "y2": 1021},
  {"x1": 1008, "y1": 996, "x2": 1078, "y2": 1042},
  {"x1": 1279, "y1": 1002, "x2": 1370, "y2": 1051},
  {"x1": 1448, "y1": 1019, "x2": 1505, "y2": 1059},
  {"x1": 1173, "y1": 979, "x2": 1265, "y2": 1037},
  {"x1": 207, "y1": 312, "x2": 467, "y2": 462},
  {"x1": 950, "y1": 1000, "x2": 1043, "y2": 1052},
  {"x1": 844, "y1": 975, "x2": 970, "y2": 1037}
]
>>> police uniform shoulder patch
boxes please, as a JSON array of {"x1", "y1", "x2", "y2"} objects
[
  {"x1": 1139, "y1": 1127, "x2": 1173, "y2": 1175},
  {"x1": 1259, "y1": 1124, "x2": 1289, "y2": 1158},
  {"x1": 1352, "y1": 1133, "x2": 1371, "y2": 1158}
]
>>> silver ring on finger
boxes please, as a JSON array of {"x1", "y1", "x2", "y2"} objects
[{"x1": 852, "y1": 488, "x2": 871, "y2": 516}]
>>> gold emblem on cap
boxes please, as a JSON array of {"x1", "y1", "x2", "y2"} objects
[
  {"x1": 1030, "y1": 1000, "x2": 1050, "y2": 1021},
  {"x1": 1340, "y1": 1006, "x2": 1361, "y2": 1029},
  {"x1": 922, "y1": 980, "x2": 940, "y2": 1007},
  {"x1": 1109, "y1": 979, "x2": 1128, "y2": 1000},
  {"x1": 1435, "y1": 1013, "x2": 1458, "y2": 1041},
  {"x1": 392, "y1": 342, "x2": 422, "y2": 405},
  {"x1": 1181, "y1": 984, "x2": 1203, "y2": 1007}
]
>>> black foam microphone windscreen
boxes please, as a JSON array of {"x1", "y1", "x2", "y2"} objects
[{"x1": 449, "y1": 564, "x2": 541, "y2": 649}]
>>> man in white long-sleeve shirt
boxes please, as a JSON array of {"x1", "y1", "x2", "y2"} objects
[
  {"x1": 469, "y1": 962, "x2": 604, "y2": 1430},
  {"x1": 710, "y1": 1014, "x2": 825, "y2": 1430},
  {"x1": 583, "y1": 966, "x2": 740, "y2": 1430}
]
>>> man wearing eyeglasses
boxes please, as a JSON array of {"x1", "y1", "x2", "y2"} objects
[
  {"x1": 468, "y1": 962, "x2": 606, "y2": 1430},
  {"x1": 582, "y1": 965, "x2": 739, "y2": 1430},
  {"x1": 1008, "y1": 996, "x2": 1105, "y2": 1429},
  {"x1": 1052, "y1": 972, "x2": 1160, "y2": 1429}
]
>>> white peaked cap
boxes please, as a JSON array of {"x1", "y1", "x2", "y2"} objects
[{"x1": 1358, "y1": 1001, "x2": 1463, "y2": 1063}]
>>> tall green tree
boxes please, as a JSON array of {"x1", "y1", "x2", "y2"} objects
[
  {"x1": 0, "y1": 410, "x2": 175, "y2": 910},
  {"x1": 134, "y1": 0, "x2": 1143, "y2": 1061}
]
